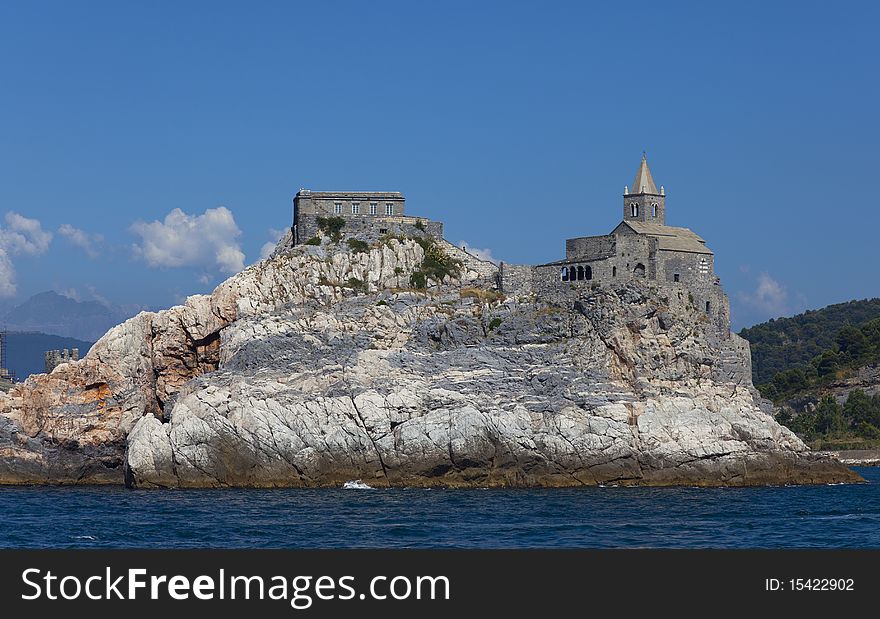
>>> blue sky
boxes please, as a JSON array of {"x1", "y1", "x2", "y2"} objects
[{"x1": 0, "y1": 1, "x2": 877, "y2": 328}]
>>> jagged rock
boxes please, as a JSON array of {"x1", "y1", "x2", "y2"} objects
[{"x1": 0, "y1": 237, "x2": 859, "y2": 487}]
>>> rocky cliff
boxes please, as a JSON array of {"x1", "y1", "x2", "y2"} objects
[{"x1": 0, "y1": 236, "x2": 858, "y2": 487}]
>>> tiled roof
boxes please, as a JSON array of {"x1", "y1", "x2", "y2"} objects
[{"x1": 618, "y1": 221, "x2": 713, "y2": 255}]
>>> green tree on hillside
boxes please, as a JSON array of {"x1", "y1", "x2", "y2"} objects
[
  {"x1": 836, "y1": 326, "x2": 869, "y2": 359},
  {"x1": 813, "y1": 350, "x2": 840, "y2": 377},
  {"x1": 777, "y1": 390, "x2": 880, "y2": 446},
  {"x1": 740, "y1": 298, "x2": 880, "y2": 384},
  {"x1": 843, "y1": 390, "x2": 880, "y2": 434},
  {"x1": 755, "y1": 314, "x2": 880, "y2": 404},
  {"x1": 814, "y1": 396, "x2": 846, "y2": 435}
]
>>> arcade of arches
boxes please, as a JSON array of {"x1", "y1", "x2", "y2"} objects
[{"x1": 560, "y1": 265, "x2": 593, "y2": 282}]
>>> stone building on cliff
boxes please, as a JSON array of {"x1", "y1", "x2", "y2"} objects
[
  {"x1": 497, "y1": 155, "x2": 751, "y2": 385},
  {"x1": 292, "y1": 190, "x2": 443, "y2": 246},
  {"x1": 500, "y1": 156, "x2": 728, "y2": 327}
]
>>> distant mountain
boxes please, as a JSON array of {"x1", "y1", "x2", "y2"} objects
[
  {"x1": 1, "y1": 291, "x2": 132, "y2": 342},
  {"x1": 739, "y1": 298, "x2": 880, "y2": 385},
  {"x1": 3, "y1": 332, "x2": 93, "y2": 379}
]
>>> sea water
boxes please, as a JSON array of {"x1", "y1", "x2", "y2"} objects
[{"x1": 1, "y1": 467, "x2": 878, "y2": 548}]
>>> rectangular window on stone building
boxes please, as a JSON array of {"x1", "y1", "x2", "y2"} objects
[
  {"x1": 674, "y1": 274, "x2": 680, "y2": 282},
  {"x1": 370, "y1": 202, "x2": 377, "y2": 215},
  {"x1": 352, "y1": 203, "x2": 360, "y2": 214},
  {"x1": 334, "y1": 203, "x2": 342, "y2": 215},
  {"x1": 385, "y1": 203, "x2": 394, "y2": 215}
]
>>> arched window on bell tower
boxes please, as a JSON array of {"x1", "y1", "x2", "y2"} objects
[{"x1": 623, "y1": 155, "x2": 665, "y2": 224}]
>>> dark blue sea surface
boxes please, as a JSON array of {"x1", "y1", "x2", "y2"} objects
[{"x1": 1, "y1": 468, "x2": 878, "y2": 548}]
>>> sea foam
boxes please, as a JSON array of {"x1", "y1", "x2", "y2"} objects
[{"x1": 343, "y1": 480, "x2": 374, "y2": 490}]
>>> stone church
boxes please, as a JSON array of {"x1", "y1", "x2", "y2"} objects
[
  {"x1": 563, "y1": 154, "x2": 714, "y2": 289},
  {"x1": 500, "y1": 155, "x2": 731, "y2": 335}
]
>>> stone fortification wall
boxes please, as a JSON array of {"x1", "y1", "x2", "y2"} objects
[
  {"x1": 437, "y1": 240, "x2": 499, "y2": 288},
  {"x1": 710, "y1": 331, "x2": 754, "y2": 386},
  {"x1": 498, "y1": 263, "x2": 534, "y2": 295},
  {"x1": 44, "y1": 348, "x2": 80, "y2": 374},
  {"x1": 296, "y1": 214, "x2": 443, "y2": 246}
]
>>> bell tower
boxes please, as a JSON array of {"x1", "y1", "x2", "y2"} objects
[{"x1": 623, "y1": 154, "x2": 665, "y2": 225}]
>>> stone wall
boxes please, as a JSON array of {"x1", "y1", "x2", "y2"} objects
[
  {"x1": 498, "y1": 263, "x2": 534, "y2": 295},
  {"x1": 296, "y1": 213, "x2": 443, "y2": 246},
  {"x1": 710, "y1": 331, "x2": 754, "y2": 386},
  {"x1": 509, "y1": 261, "x2": 732, "y2": 341},
  {"x1": 566, "y1": 235, "x2": 616, "y2": 261},
  {"x1": 528, "y1": 234, "x2": 659, "y2": 297},
  {"x1": 614, "y1": 233, "x2": 658, "y2": 281},
  {"x1": 44, "y1": 348, "x2": 79, "y2": 374},
  {"x1": 293, "y1": 190, "x2": 413, "y2": 245},
  {"x1": 659, "y1": 251, "x2": 715, "y2": 285},
  {"x1": 438, "y1": 240, "x2": 499, "y2": 288},
  {"x1": 653, "y1": 250, "x2": 729, "y2": 333},
  {"x1": 294, "y1": 191, "x2": 405, "y2": 218},
  {"x1": 623, "y1": 193, "x2": 665, "y2": 224},
  {"x1": 517, "y1": 227, "x2": 731, "y2": 339}
]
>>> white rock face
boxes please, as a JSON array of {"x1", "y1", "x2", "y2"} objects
[{"x1": 0, "y1": 237, "x2": 858, "y2": 486}]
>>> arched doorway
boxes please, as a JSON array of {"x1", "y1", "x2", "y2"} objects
[
  {"x1": 633, "y1": 263, "x2": 646, "y2": 277},
  {"x1": 561, "y1": 267, "x2": 569, "y2": 281},
  {"x1": 577, "y1": 266, "x2": 584, "y2": 281},
  {"x1": 585, "y1": 265, "x2": 593, "y2": 280}
]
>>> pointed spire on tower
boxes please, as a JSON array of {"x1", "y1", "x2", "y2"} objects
[{"x1": 630, "y1": 153, "x2": 658, "y2": 195}]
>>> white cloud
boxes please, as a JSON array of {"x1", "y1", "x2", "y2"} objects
[
  {"x1": 130, "y1": 207, "x2": 245, "y2": 274},
  {"x1": 259, "y1": 242, "x2": 276, "y2": 260},
  {"x1": 0, "y1": 249, "x2": 17, "y2": 298},
  {"x1": 0, "y1": 212, "x2": 53, "y2": 297},
  {"x1": 58, "y1": 287, "x2": 81, "y2": 301},
  {"x1": 58, "y1": 224, "x2": 103, "y2": 258},
  {"x1": 260, "y1": 227, "x2": 287, "y2": 260},
  {"x1": 86, "y1": 285, "x2": 110, "y2": 306},
  {"x1": 458, "y1": 240, "x2": 497, "y2": 264},
  {"x1": 737, "y1": 273, "x2": 789, "y2": 318},
  {"x1": 0, "y1": 212, "x2": 52, "y2": 255}
]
